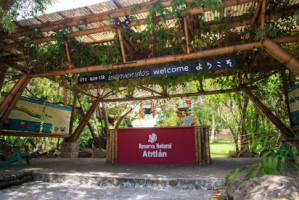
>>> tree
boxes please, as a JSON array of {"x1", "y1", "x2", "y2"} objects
[{"x1": 0, "y1": 0, "x2": 53, "y2": 34}]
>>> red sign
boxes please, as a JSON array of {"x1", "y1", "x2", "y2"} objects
[{"x1": 118, "y1": 127, "x2": 196, "y2": 164}]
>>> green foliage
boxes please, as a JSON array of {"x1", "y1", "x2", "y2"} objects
[
  {"x1": 226, "y1": 143, "x2": 298, "y2": 183},
  {"x1": 1, "y1": 0, "x2": 54, "y2": 34}
]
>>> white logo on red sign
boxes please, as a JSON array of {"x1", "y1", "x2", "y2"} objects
[{"x1": 148, "y1": 133, "x2": 157, "y2": 143}]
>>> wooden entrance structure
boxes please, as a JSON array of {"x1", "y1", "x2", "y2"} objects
[
  {"x1": 106, "y1": 126, "x2": 211, "y2": 165},
  {"x1": 0, "y1": 0, "x2": 298, "y2": 144}
]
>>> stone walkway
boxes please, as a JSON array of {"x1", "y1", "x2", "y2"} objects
[
  {"x1": 0, "y1": 181, "x2": 215, "y2": 200},
  {"x1": 0, "y1": 157, "x2": 260, "y2": 179},
  {"x1": 0, "y1": 158, "x2": 260, "y2": 199}
]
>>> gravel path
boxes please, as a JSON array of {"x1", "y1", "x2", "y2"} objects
[{"x1": 0, "y1": 181, "x2": 214, "y2": 200}]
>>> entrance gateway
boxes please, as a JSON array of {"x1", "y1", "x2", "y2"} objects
[{"x1": 107, "y1": 126, "x2": 211, "y2": 165}]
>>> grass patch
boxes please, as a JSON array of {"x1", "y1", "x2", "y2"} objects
[{"x1": 210, "y1": 137, "x2": 235, "y2": 158}]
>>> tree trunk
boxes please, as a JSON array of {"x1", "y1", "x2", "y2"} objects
[
  {"x1": 114, "y1": 107, "x2": 133, "y2": 129},
  {"x1": 240, "y1": 96, "x2": 249, "y2": 150},
  {"x1": 101, "y1": 102, "x2": 109, "y2": 135},
  {"x1": 280, "y1": 69, "x2": 292, "y2": 126},
  {"x1": 211, "y1": 115, "x2": 215, "y2": 141}
]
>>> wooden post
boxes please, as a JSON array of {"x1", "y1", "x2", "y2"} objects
[
  {"x1": 183, "y1": 16, "x2": 190, "y2": 54},
  {"x1": 117, "y1": 29, "x2": 126, "y2": 63},
  {"x1": 111, "y1": 130, "x2": 114, "y2": 164},
  {"x1": 0, "y1": 78, "x2": 31, "y2": 129},
  {"x1": 69, "y1": 94, "x2": 77, "y2": 135},
  {"x1": 263, "y1": 39, "x2": 299, "y2": 76},
  {"x1": 106, "y1": 129, "x2": 118, "y2": 164},
  {"x1": 195, "y1": 127, "x2": 199, "y2": 164},
  {"x1": 63, "y1": 87, "x2": 68, "y2": 107},
  {"x1": 261, "y1": 0, "x2": 266, "y2": 28},
  {"x1": 0, "y1": 66, "x2": 8, "y2": 92},
  {"x1": 114, "y1": 130, "x2": 118, "y2": 163},
  {"x1": 106, "y1": 130, "x2": 111, "y2": 163},
  {"x1": 243, "y1": 87, "x2": 293, "y2": 137},
  {"x1": 198, "y1": 127, "x2": 202, "y2": 165},
  {"x1": 0, "y1": 74, "x2": 27, "y2": 115},
  {"x1": 64, "y1": 40, "x2": 72, "y2": 64},
  {"x1": 68, "y1": 98, "x2": 101, "y2": 142},
  {"x1": 250, "y1": 0, "x2": 262, "y2": 25}
]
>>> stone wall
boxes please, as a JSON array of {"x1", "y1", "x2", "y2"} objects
[
  {"x1": 0, "y1": 170, "x2": 33, "y2": 189},
  {"x1": 60, "y1": 142, "x2": 79, "y2": 158}
]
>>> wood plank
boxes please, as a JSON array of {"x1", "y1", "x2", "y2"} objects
[
  {"x1": 106, "y1": 130, "x2": 110, "y2": 163},
  {"x1": 0, "y1": 74, "x2": 27, "y2": 114},
  {"x1": 198, "y1": 127, "x2": 202, "y2": 165},
  {"x1": 115, "y1": 130, "x2": 118, "y2": 164},
  {"x1": 0, "y1": 131, "x2": 70, "y2": 138},
  {"x1": 0, "y1": 78, "x2": 30, "y2": 129},
  {"x1": 111, "y1": 130, "x2": 115, "y2": 164},
  {"x1": 117, "y1": 29, "x2": 126, "y2": 63}
]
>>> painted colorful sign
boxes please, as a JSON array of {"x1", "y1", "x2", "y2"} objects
[
  {"x1": 0, "y1": 92, "x2": 71, "y2": 134},
  {"x1": 78, "y1": 57, "x2": 236, "y2": 84},
  {"x1": 118, "y1": 127, "x2": 196, "y2": 164},
  {"x1": 288, "y1": 83, "x2": 299, "y2": 126}
]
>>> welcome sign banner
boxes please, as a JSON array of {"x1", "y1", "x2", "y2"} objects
[{"x1": 78, "y1": 57, "x2": 236, "y2": 84}]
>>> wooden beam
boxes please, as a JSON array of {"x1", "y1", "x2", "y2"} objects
[
  {"x1": 243, "y1": 87, "x2": 293, "y2": 137},
  {"x1": 77, "y1": 101, "x2": 101, "y2": 148},
  {"x1": 137, "y1": 86, "x2": 163, "y2": 96},
  {"x1": 246, "y1": 71, "x2": 278, "y2": 85},
  {"x1": 3, "y1": 0, "x2": 256, "y2": 40},
  {"x1": 71, "y1": 86, "x2": 98, "y2": 98},
  {"x1": 0, "y1": 66, "x2": 8, "y2": 92},
  {"x1": 63, "y1": 87, "x2": 68, "y2": 107},
  {"x1": 261, "y1": 0, "x2": 266, "y2": 28},
  {"x1": 69, "y1": 93, "x2": 77, "y2": 135},
  {"x1": 117, "y1": 29, "x2": 126, "y2": 63},
  {"x1": 67, "y1": 98, "x2": 101, "y2": 142},
  {"x1": 263, "y1": 39, "x2": 299, "y2": 76},
  {"x1": 0, "y1": 78, "x2": 30, "y2": 129},
  {"x1": 0, "y1": 74, "x2": 27, "y2": 114},
  {"x1": 251, "y1": 0, "x2": 262, "y2": 25},
  {"x1": 15, "y1": 36, "x2": 298, "y2": 78},
  {"x1": 184, "y1": 16, "x2": 191, "y2": 54},
  {"x1": 64, "y1": 40, "x2": 72, "y2": 64},
  {"x1": 98, "y1": 86, "x2": 258, "y2": 103},
  {"x1": 0, "y1": 131, "x2": 70, "y2": 138},
  {"x1": 0, "y1": 61, "x2": 29, "y2": 73}
]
